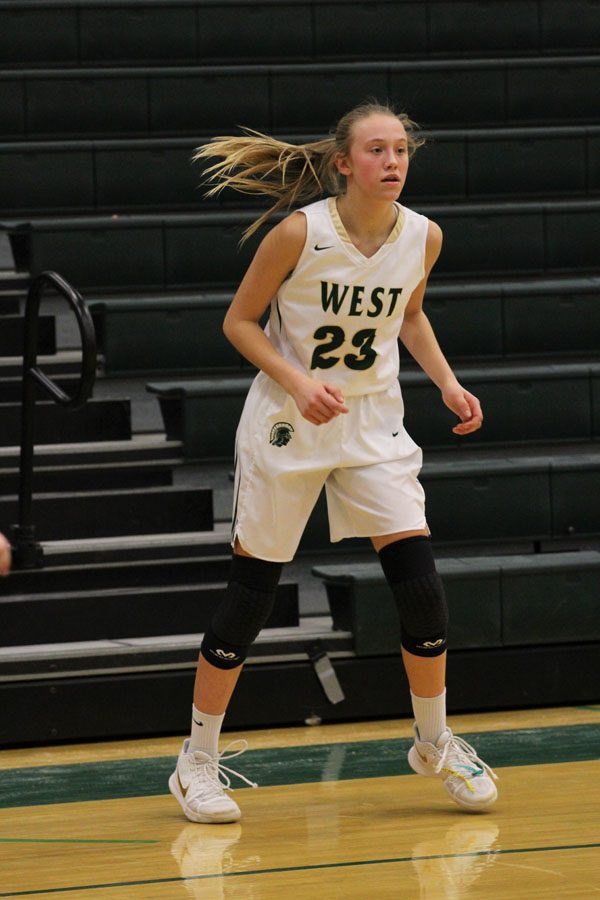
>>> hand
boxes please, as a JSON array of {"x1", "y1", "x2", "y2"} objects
[
  {"x1": 291, "y1": 376, "x2": 349, "y2": 426},
  {"x1": 442, "y1": 384, "x2": 483, "y2": 435},
  {"x1": 0, "y1": 533, "x2": 12, "y2": 576}
]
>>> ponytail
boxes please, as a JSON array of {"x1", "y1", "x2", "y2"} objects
[{"x1": 192, "y1": 102, "x2": 424, "y2": 243}]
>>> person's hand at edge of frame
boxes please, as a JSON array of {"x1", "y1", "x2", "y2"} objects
[{"x1": 0, "y1": 533, "x2": 12, "y2": 576}]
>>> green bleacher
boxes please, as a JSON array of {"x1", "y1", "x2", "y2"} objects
[{"x1": 1, "y1": 0, "x2": 599, "y2": 740}]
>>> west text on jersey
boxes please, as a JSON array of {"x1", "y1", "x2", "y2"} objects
[{"x1": 320, "y1": 281, "x2": 404, "y2": 318}]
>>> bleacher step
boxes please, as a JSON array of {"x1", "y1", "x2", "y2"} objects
[
  {"x1": 314, "y1": 550, "x2": 600, "y2": 655},
  {"x1": 147, "y1": 359, "x2": 600, "y2": 459},
  {"x1": 0, "y1": 616, "x2": 349, "y2": 682},
  {"x1": 0, "y1": 485, "x2": 213, "y2": 541},
  {"x1": 0, "y1": 398, "x2": 132, "y2": 446},
  {"x1": 0, "y1": 350, "x2": 84, "y2": 378},
  {"x1": 0, "y1": 552, "x2": 233, "y2": 595},
  {"x1": 0, "y1": 580, "x2": 299, "y2": 646},
  {"x1": 8, "y1": 198, "x2": 600, "y2": 292},
  {"x1": 0, "y1": 435, "x2": 182, "y2": 467},
  {"x1": 41, "y1": 528, "x2": 231, "y2": 566},
  {"x1": 0, "y1": 458, "x2": 177, "y2": 494},
  {"x1": 5, "y1": 124, "x2": 600, "y2": 216}
]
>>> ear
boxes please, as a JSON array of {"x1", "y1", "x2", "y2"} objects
[{"x1": 335, "y1": 151, "x2": 352, "y2": 177}]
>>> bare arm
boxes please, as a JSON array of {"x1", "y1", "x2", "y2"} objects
[
  {"x1": 400, "y1": 220, "x2": 483, "y2": 435},
  {"x1": 0, "y1": 533, "x2": 11, "y2": 576},
  {"x1": 223, "y1": 213, "x2": 348, "y2": 426}
]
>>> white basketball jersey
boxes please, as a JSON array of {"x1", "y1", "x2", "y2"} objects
[{"x1": 267, "y1": 196, "x2": 429, "y2": 396}]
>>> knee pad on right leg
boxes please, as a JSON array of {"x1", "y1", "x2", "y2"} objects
[{"x1": 200, "y1": 554, "x2": 283, "y2": 669}]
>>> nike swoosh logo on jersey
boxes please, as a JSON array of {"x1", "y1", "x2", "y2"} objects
[{"x1": 314, "y1": 244, "x2": 334, "y2": 251}]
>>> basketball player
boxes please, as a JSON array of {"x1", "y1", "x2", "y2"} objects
[
  {"x1": 169, "y1": 101, "x2": 498, "y2": 823},
  {"x1": 0, "y1": 533, "x2": 11, "y2": 576}
]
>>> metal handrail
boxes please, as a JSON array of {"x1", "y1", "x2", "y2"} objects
[{"x1": 9, "y1": 271, "x2": 97, "y2": 569}]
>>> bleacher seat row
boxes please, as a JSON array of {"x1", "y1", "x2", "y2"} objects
[
  {"x1": 2, "y1": 125, "x2": 599, "y2": 216},
  {"x1": 2, "y1": 0, "x2": 599, "y2": 67}
]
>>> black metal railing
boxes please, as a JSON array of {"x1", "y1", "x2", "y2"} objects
[{"x1": 9, "y1": 271, "x2": 97, "y2": 569}]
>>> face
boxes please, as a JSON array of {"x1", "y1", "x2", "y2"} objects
[{"x1": 336, "y1": 113, "x2": 409, "y2": 200}]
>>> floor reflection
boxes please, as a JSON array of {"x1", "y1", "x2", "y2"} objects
[
  {"x1": 171, "y1": 822, "x2": 260, "y2": 898},
  {"x1": 411, "y1": 819, "x2": 500, "y2": 898}
]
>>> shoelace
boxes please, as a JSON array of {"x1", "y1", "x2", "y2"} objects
[
  {"x1": 189, "y1": 740, "x2": 258, "y2": 800},
  {"x1": 435, "y1": 734, "x2": 498, "y2": 783}
]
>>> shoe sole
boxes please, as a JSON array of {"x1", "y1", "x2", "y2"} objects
[
  {"x1": 407, "y1": 747, "x2": 498, "y2": 813},
  {"x1": 168, "y1": 772, "x2": 242, "y2": 824}
]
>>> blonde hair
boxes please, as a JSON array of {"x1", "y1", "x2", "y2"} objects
[{"x1": 192, "y1": 101, "x2": 425, "y2": 242}]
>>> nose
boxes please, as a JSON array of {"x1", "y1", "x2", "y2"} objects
[{"x1": 384, "y1": 150, "x2": 397, "y2": 168}]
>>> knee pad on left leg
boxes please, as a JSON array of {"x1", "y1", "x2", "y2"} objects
[{"x1": 378, "y1": 536, "x2": 448, "y2": 657}]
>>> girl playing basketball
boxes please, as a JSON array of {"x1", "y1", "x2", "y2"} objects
[{"x1": 169, "y1": 101, "x2": 498, "y2": 822}]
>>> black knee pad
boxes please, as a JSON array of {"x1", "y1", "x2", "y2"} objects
[
  {"x1": 201, "y1": 554, "x2": 283, "y2": 669},
  {"x1": 378, "y1": 536, "x2": 448, "y2": 657}
]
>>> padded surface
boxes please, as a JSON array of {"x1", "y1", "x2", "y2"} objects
[
  {"x1": 96, "y1": 146, "x2": 198, "y2": 210},
  {"x1": 423, "y1": 467, "x2": 552, "y2": 542},
  {"x1": 467, "y1": 133, "x2": 587, "y2": 198},
  {"x1": 80, "y1": 6, "x2": 197, "y2": 63},
  {"x1": 28, "y1": 222, "x2": 164, "y2": 291},
  {"x1": 0, "y1": 79, "x2": 25, "y2": 137},
  {"x1": 429, "y1": 1, "x2": 539, "y2": 52},
  {"x1": 314, "y1": 551, "x2": 600, "y2": 653},
  {"x1": 0, "y1": 147, "x2": 95, "y2": 215},
  {"x1": 508, "y1": 61, "x2": 600, "y2": 123},
  {"x1": 0, "y1": 399, "x2": 132, "y2": 446},
  {"x1": 20, "y1": 203, "x2": 600, "y2": 293},
  {"x1": 314, "y1": 2, "x2": 426, "y2": 57},
  {"x1": 199, "y1": 4, "x2": 312, "y2": 60},
  {"x1": 271, "y1": 70, "x2": 389, "y2": 131},
  {"x1": 26, "y1": 75, "x2": 149, "y2": 137},
  {"x1": 150, "y1": 72, "x2": 270, "y2": 132},
  {"x1": 504, "y1": 289, "x2": 600, "y2": 355},
  {"x1": 97, "y1": 306, "x2": 240, "y2": 373},
  {"x1": 0, "y1": 487, "x2": 213, "y2": 541},
  {"x1": 390, "y1": 65, "x2": 506, "y2": 126},
  {"x1": 0, "y1": 8, "x2": 78, "y2": 66},
  {"x1": 3, "y1": 57, "x2": 599, "y2": 139},
  {"x1": 541, "y1": 0, "x2": 600, "y2": 49},
  {"x1": 5, "y1": 126, "x2": 598, "y2": 215}
]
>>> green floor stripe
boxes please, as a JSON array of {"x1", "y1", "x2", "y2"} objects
[
  {"x1": 0, "y1": 723, "x2": 598, "y2": 810},
  {"x1": 0, "y1": 839, "x2": 158, "y2": 845},
  {"x1": 1, "y1": 842, "x2": 599, "y2": 897}
]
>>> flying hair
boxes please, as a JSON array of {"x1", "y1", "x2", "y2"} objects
[{"x1": 192, "y1": 101, "x2": 425, "y2": 242}]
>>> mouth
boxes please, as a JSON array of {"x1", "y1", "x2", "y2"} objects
[{"x1": 382, "y1": 175, "x2": 401, "y2": 184}]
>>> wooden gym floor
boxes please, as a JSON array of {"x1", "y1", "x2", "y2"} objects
[{"x1": 1, "y1": 705, "x2": 599, "y2": 898}]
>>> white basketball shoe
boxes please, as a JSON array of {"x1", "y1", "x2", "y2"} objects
[
  {"x1": 408, "y1": 724, "x2": 498, "y2": 812},
  {"x1": 169, "y1": 739, "x2": 256, "y2": 824}
]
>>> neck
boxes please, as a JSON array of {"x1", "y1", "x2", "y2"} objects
[{"x1": 335, "y1": 192, "x2": 398, "y2": 243}]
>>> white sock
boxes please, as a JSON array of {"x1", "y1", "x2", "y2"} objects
[
  {"x1": 189, "y1": 705, "x2": 225, "y2": 757},
  {"x1": 411, "y1": 689, "x2": 447, "y2": 744}
]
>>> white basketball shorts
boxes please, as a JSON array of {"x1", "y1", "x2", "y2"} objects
[{"x1": 231, "y1": 373, "x2": 427, "y2": 562}]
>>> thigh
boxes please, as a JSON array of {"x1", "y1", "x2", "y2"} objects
[
  {"x1": 326, "y1": 451, "x2": 427, "y2": 543},
  {"x1": 232, "y1": 375, "x2": 337, "y2": 561}
]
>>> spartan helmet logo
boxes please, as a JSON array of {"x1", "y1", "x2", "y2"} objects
[{"x1": 269, "y1": 422, "x2": 295, "y2": 447}]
